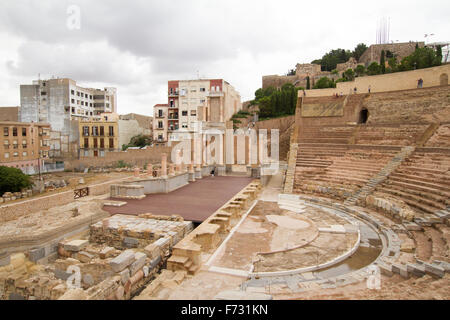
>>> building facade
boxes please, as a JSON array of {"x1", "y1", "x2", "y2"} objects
[
  {"x1": 155, "y1": 79, "x2": 242, "y2": 143},
  {"x1": 0, "y1": 121, "x2": 51, "y2": 174},
  {"x1": 152, "y1": 104, "x2": 168, "y2": 144},
  {"x1": 0, "y1": 107, "x2": 20, "y2": 122},
  {"x1": 78, "y1": 118, "x2": 119, "y2": 157},
  {"x1": 119, "y1": 113, "x2": 153, "y2": 148}
]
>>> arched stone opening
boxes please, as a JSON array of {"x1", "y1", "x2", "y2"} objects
[{"x1": 358, "y1": 108, "x2": 369, "y2": 124}]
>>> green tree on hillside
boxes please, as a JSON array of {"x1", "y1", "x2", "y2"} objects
[
  {"x1": 313, "y1": 77, "x2": 336, "y2": 89},
  {"x1": 355, "y1": 65, "x2": 366, "y2": 77},
  {"x1": 367, "y1": 62, "x2": 382, "y2": 75},
  {"x1": 380, "y1": 50, "x2": 386, "y2": 74},
  {"x1": 352, "y1": 43, "x2": 368, "y2": 61}
]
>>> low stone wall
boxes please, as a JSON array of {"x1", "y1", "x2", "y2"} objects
[
  {"x1": 110, "y1": 184, "x2": 145, "y2": 200},
  {"x1": 65, "y1": 146, "x2": 173, "y2": 171},
  {"x1": 0, "y1": 175, "x2": 134, "y2": 223},
  {"x1": 366, "y1": 194, "x2": 415, "y2": 222},
  {"x1": 124, "y1": 173, "x2": 190, "y2": 194}
]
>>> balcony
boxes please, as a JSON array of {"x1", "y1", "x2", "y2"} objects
[
  {"x1": 168, "y1": 92, "x2": 179, "y2": 97},
  {"x1": 155, "y1": 114, "x2": 165, "y2": 119},
  {"x1": 207, "y1": 91, "x2": 224, "y2": 97},
  {"x1": 168, "y1": 115, "x2": 179, "y2": 120}
]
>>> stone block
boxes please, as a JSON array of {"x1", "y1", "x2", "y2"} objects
[
  {"x1": 54, "y1": 269, "x2": 72, "y2": 281},
  {"x1": 0, "y1": 253, "x2": 11, "y2": 267},
  {"x1": 119, "y1": 268, "x2": 130, "y2": 285},
  {"x1": 83, "y1": 273, "x2": 95, "y2": 286},
  {"x1": 149, "y1": 256, "x2": 162, "y2": 269},
  {"x1": 144, "y1": 243, "x2": 161, "y2": 260},
  {"x1": 123, "y1": 237, "x2": 139, "y2": 248},
  {"x1": 9, "y1": 293, "x2": 25, "y2": 300},
  {"x1": 424, "y1": 263, "x2": 445, "y2": 278},
  {"x1": 130, "y1": 252, "x2": 147, "y2": 276},
  {"x1": 110, "y1": 250, "x2": 135, "y2": 272},
  {"x1": 377, "y1": 263, "x2": 393, "y2": 277},
  {"x1": 76, "y1": 251, "x2": 94, "y2": 263},
  {"x1": 100, "y1": 246, "x2": 115, "y2": 259},
  {"x1": 391, "y1": 263, "x2": 409, "y2": 278},
  {"x1": 406, "y1": 264, "x2": 426, "y2": 277},
  {"x1": 64, "y1": 240, "x2": 89, "y2": 252},
  {"x1": 28, "y1": 248, "x2": 45, "y2": 262}
]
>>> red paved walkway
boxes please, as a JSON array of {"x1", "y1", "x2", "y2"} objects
[{"x1": 104, "y1": 176, "x2": 253, "y2": 222}]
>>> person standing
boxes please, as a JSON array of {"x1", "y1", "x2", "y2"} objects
[{"x1": 368, "y1": 85, "x2": 371, "y2": 93}]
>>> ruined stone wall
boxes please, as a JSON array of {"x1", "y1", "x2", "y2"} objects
[
  {"x1": 359, "y1": 42, "x2": 424, "y2": 66},
  {"x1": 302, "y1": 64, "x2": 450, "y2": 97},
  {"x1": 65, "y1": 146, "x2": 173, "y2": 170}
]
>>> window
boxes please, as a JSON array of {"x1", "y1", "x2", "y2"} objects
[
  {"x1": 158, "y1": 110, "x2": 163, "y2": 117},
  {"x1": 84, "y1": 150, "x2": 89, "y2": 157},
  {"x1": 77, "y1": 91, "x2": 80, "y2": 96},
  {"x1": 81, "y1": 101, "x2": 84, "y2": 106},
  {"x1": 182, "y1": 111, "x2": 188, "y2": 116},
  {"x1": 100, "y1": 126, "x2": 104, "y2": 136},
  {"x1": 190, "y1": 110, "x2": 197, "y2": 116},
  {"x1": 4, "y1": 152, "x2": 9, "y2": 159},
  {"x1": 93, "y1": 138, "x2": 98, "y2": 148},
  {"x1": 72, "y1": 107, "x2": 75, "y2": 113},
  {"x1": 170, "y1": 100, "x2": 174, "y2": 108},
  {"x1": 71, "y1": 99, "x2": 75, "y2": 104},
  {"x1": 92, "y1": 126, "x2": 99, "y2": 136},
  {"x1": 71, "y1": 90, "x2": 75, "y2": 95},
  {"x1": 182, "y1": 122, "x2": 188, "y2": 128},
  {"x1": 90, "y1": 95, "x2": 93, "y2": 99},
  {"x1": 200, "y1": 99, "x2": 206, "y2": 104},
  {"x1": 77, "y1": 100, "x2": 80, "y2": 105},
  {"x1": 12, "y1": 128, "x2": 17, "y2": 136},
  {"x1": 158, "y1": 121, "x2": 163, "y2": 129},
  {"x1": 109, "y1": 138, "x2": 114, "y2": 149},
  {"x1": 21, "y1": 128, "x2": 26, "y2": 136},
  {"x1": 100, "y1": 138, "x2": 105, "y2": 148},
  {"x1": 200, "y1": 87, "x2": 206, "y2": 92},
  {"x1": 83, "y1": 126, "x2": 89, "y2": 136},
  {"x1": 13, "y1": 140, "x2": 18, "y2": 149},
  {"x1": 108, "y1": 126, "x2": 114, "y2": 136},
  {"x1": 3, "y1": 127, "x2": 8, "y2": 137},
  {"x1": 22, "y1": 151, "x2": 27, "y2": 157},
  {"x1": 84, "y1": 138, "x2": 89, "y2": 148},
  {"x1": 13, "y1": 152, "x2": 18, "y2": 157},
  {"x1": 22, "y1": 140, "x2": 27, "y2": 148},
  {"x1": 3, "y1": 140, "x2": 9, "y2": 149}
]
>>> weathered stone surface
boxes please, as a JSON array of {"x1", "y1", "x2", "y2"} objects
[
  {"x1": 83, "y1": 273, "x2": 95, "y2": 286},
  {"x1": 110, "y1": 250, "x2": 135, "y2": 272},
  {"x1": 0, "y1": 253, "x2": 11, "y2": 267},
  {"x1": 424, "y1": 263, "x2": 445, "y2": 278},
  {"x1": 9, "y1": 293, "x2": 25, "y2": 300},
  {"x1": 58, "y1": 288, "x2": 88, "y2": 300},
  {"x1": 28, "y1": 248, "x2": 45, "y2": 262},
  {"x1": 123, "y1": 237, "x2": 139, "y2": 248},
  {"x1": 130, "y1": 252, "x2": 147, "y2": 276},
  {"x1": 54, "y1": 269, "x2": 72, "y2": 281},
  {"x1": 64, "y1": 240, "x2": 89, "y2": 252},
  {"x1": 76, "y1": 251, "x2": 95, "y2": 263},
  {"x1": 149, "y1": 256, "x2": 162, "y2": 269},
  {"x1": 119, "y1": 268, "x2": 130, "y2": 285},
  {"x1": 99, "y1": 246, "x2": 115, "y2": 259},
  {"x1": 144, "y1": 243, "x2": 160, "y2": 260}
]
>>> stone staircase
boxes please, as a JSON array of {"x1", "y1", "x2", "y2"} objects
[
  {"x1": 166, "y1": 255, "x2": 199, "y2": 275},
  {"x1": 344, "y1": 146, "x2": 416, "y2": 206}
]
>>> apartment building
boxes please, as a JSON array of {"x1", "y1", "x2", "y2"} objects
[
  {"x1": 156, "y1": 79, "x2": 241, "y2": 143},
  {"x1": 78, "y1": 117, "x2": 119, "y2": 157},
  {"x1": 20, "y1": 78, "x2": 117, "y2": 130},
  {"x1": 0, "y1": 121, "x2": 51, "y2": 174},
  {"x1": 153, "y1": 104, "x2": 169, "y2": 144}
]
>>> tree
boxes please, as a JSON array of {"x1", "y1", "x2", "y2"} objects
[
  {"x1": 123, "y1": 134, "x2": 152, "y2": 150},
  {"x1": 398, "y1": 47, "x2": 441, "y2": 71},
  {"x1": 355, "y1": 65, "x2": 366, "y2": 77},
  {"x1": 306, "y1": 76, "x2": 310, "y2": 90},
  {"x1": 0, "y1": 166, "x2": 32, "y2": 196},
  {"x1": 286, "y1": 69, "x2": 296, "y2": 76},
  {"x1": 313, "y1": 77, "x2": 336, "y2": 89},
  {"x1": 380, "y1": 50, "x2": 386, "y2": 74},
  {"x1": 352, "y1": 43, "x2": 368, "y2": 61},
  {"x1": 312, "y1": 48, "x2": 352, "y2": 71},
  {"x1": 436, "y1": 45, "x2": 443, "y2": 63},
  {"x1": 367, "y1": 62, "x2": 382, "y2": 75},
  {"x1": 343, "y1": 69, "x2": 355, "y2": 81}
]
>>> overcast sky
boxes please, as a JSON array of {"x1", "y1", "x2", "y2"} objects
[{"x1": 0, "y1": 0, "x2": 448, "y2": 116}]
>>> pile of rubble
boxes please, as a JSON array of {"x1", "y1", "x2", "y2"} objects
[{"x1": 0, "y1": 190, "x2": 33, "y2": 204}]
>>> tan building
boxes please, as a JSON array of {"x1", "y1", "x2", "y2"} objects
[
  {"x1": 78, "y1": 118, "x2": 119, "y2": 157},
  {"x1": 0, "y1": 107, "x2": 20, "y2": 122},
  {"x1": 156, "y1": 79, "x2": 242, "y2": 143},
  {"x1": 0, "y1": 121, "x2": 50, "y2": 174}
]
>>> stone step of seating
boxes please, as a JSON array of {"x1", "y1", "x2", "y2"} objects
[
  {"x1": 399, "y1": 165, "x2": 448, "y2": 176},
  {"x1": 425, "y1": 227, "x2": 449, "y2": 262},
  {"x1": 389, "y1": 180, "x2": 450, "y2": 199},
  {"x1": 298, "y1": 138, "x2": 350, "y2": 144},
  {"x1": 379, "y1": 184, "x2": 449, "y2": 206},
  {"x1": 389, "y1": 176, "x2": 450, "y2": 192},
  {"x1": 390, "y1": 172, "x2": 450, "y2": 186}
]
